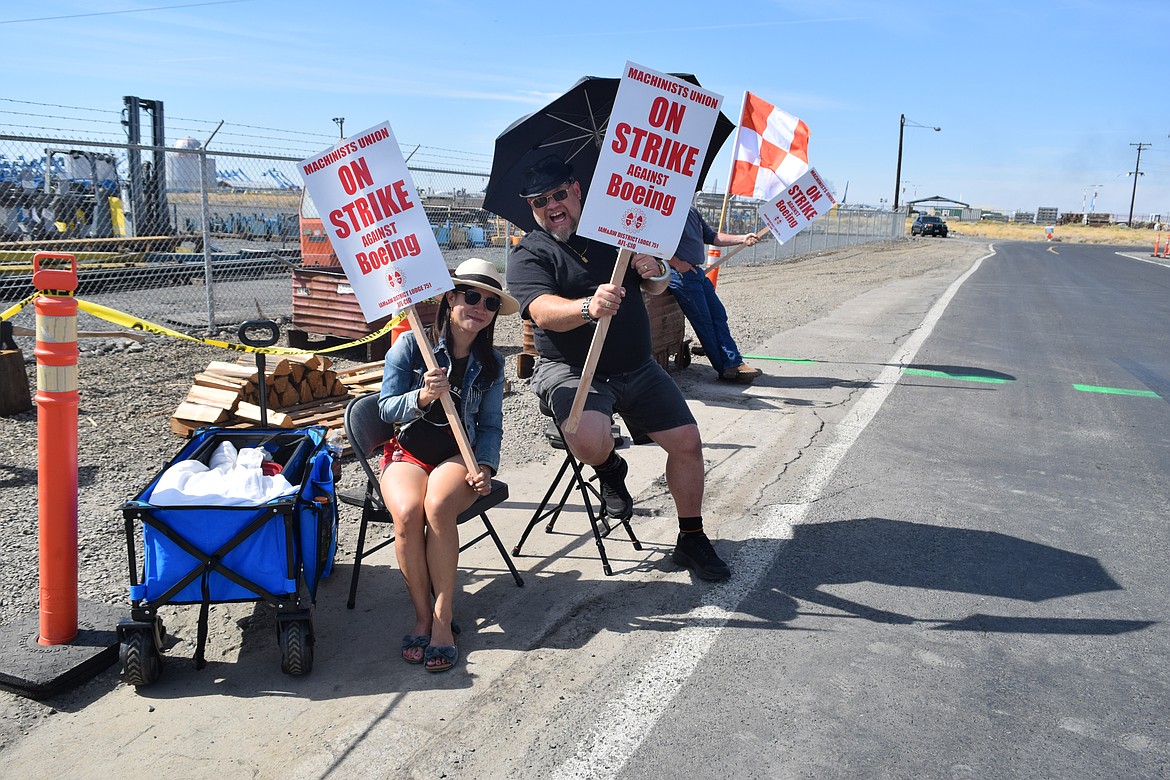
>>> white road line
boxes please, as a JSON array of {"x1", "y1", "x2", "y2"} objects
[{"x1": 550, "y1": 247, "x2": 995, "y2": 780}]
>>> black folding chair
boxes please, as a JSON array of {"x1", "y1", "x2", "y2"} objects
[
  {"x1": 512, "y1": 402, "x2": 641, "y2": 576},
  {"x1": 338, "y1": 393, "x2": 523, "y2": 609}
]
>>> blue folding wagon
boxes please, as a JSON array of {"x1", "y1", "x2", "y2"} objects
[{"x1": 117, "y1": 426, "x2": 337, "y2": 686}]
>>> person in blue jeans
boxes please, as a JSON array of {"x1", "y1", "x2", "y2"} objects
[{"x1": 667, "y1": 205, "x2": 763, "y2": 383}]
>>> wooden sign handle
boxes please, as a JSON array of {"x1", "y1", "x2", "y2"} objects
[
  {"x1": 704, "y1": 226, "x2": 770, "y2": 271},
  {"x1": 563, "y1": 247, "x2": 633, "y2": 434},
  {"x1": 406, "y1": 306, "x2": 481, "y2": 475}
]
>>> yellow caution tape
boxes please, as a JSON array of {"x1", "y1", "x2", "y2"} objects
[
  {"x1": 1, "y1": 293, "x2": 38, "y2": 322},
  {"x1": 74, "y1": 298, "x2": 404, "y2": 355},
  {"x1": 3, "y1": 292, "x2": 409, "y2": 356}
]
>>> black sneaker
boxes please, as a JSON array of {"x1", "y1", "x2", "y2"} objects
[
  {"x1": 594, "y1": 457, "x2": 633, "y2": 520},
  {"x1": 672, "y1": 532, "x2": 731, "y2": 581}
]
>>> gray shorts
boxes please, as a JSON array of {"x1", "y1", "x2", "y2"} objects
[{"x1": 530, "y1": 357, "x2": 696, "y2": 442}]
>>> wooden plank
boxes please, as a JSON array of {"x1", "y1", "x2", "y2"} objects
[
  {"x1": 184, "y1": 385, "x2": 241, "y2": 409},
  {"x1": 339, "y1": 368, "x2": 384, "y2": 386},
  {"x1": 234, "y1": 401, "x2": 293, "y2": 428},
  {"x1": 173, "y1": 401, "x2": 228, "y2": 424},
  {"x1": 277, "y1": 384, "x2": 301, "y2": 408},
  {"x1": 297, "y1": 381, "x2": 314, "y2": 405},
  {"x1": 193, "y1": 372, "x2": 249, "y2": 392},
  {"x1": 284, "y1": 353, "x2": 330, "y2": 371},
  {"x1": 169, "y1": 417, "x2": 197, "y2": 437},
  {"x1": 205, "y1": 361, "x2": 258, "y2": 381},
  {"x1": 279, "y1": 394, "x2": 351, "y2": 416},
  {"x1": 333, "y1": 360, "x2": 385, "y2": 377}
]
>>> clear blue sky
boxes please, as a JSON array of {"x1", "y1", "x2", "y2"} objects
[{"x1": 4, "y1": 0, "x2": 1167, "y2": 219}]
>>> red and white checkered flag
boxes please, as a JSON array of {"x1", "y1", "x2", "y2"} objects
[{"x1": 728, "y1": 92, "x2": 810, "y2": 201}]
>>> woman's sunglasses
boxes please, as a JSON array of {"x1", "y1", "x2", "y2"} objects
[
  {"x1": 527, "y1": 187, "x2": 571, "y2": 210},
  {"x1": 455, "y1": 287, "x2": 501, "y2": 312}
]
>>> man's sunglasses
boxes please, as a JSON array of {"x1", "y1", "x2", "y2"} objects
[
  {"x1": 527, "y1": 187, "x2": 571, "y2": 210},
  {"x1": 455, "y1": 287, "x2": 501, "y2": 312}
]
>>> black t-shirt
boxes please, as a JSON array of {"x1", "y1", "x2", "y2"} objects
[
  {"x1": 396, "y1": 355, "x2": 466, "y2": 465},
  {"x1": 506, "y1": 229, "x2": 651, "y2": 375}
]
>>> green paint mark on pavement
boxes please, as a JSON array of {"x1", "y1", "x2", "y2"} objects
[
  {"x1": 742, "y1": 354, "x2": 819, "y2": 364},
  {"x1": 1073, "y1": 384, "x2": 1160, "y2": 398},
  {"x1": 903, "y1": 368, "x2": 1010, "y2": 384}
]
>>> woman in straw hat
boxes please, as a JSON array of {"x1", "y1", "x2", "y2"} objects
[{"x1": 376, "y1": 258, "x2": 519, "y2": 672}]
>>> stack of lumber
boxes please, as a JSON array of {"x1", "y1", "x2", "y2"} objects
[{"x1": 170, "y1": 356, "x2": 390, "y2": 453}]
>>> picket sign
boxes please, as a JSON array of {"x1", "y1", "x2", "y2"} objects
[
  {"x1": 299, "y1": 121, "x2": 477, "y2": 475},
  {"x1": 565, "y1": 61, "x2": 721, "y2": 432}
]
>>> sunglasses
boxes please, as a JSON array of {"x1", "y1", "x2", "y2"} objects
[
  {"x1": 527, "y1": 187, "x2": 571, "y2": 210},
  {"x1": 455, "y1": 287, "x2": 501, "y2": 312}
]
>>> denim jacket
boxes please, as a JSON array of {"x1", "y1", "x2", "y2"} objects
[{"x1": 377, "y1": 330, "x2": 505, "y2": 473}]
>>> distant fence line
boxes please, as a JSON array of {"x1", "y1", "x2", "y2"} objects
[{"x1": 0, "y1": 129, "x2": 905, "y2": 337}]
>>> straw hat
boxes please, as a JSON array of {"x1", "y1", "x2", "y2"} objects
[{"x1": 450, "y1": 258, "x2": 519, "y2": 316}]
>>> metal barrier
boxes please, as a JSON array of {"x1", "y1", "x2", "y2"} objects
[
  {"x1": 0, "y1": 107, "x2": 905, "y2": 337},
  {"x1": 0, "y1": 130, "x2": 496, "y2": 338}
]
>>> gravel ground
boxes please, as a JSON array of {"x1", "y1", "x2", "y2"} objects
[{"x1": 0, "y1": 236, "x2": 987, "y2": 745}]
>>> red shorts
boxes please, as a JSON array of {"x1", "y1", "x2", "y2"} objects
[{"x1": 379, "y1": 438, "x2": 438, "y2": 474}]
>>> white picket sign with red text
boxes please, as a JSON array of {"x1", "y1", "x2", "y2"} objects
[{"x1": 299, "y1": 121, "x2": 451, "y2": 322}]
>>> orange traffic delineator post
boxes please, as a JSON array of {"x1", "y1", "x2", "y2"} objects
[
  {"x1": 390, "y1": 314, "x2": 410, "y2": 347},
  {"x1": 1154, "y1": 234, "x2": 1162, "y2": 257},
  {"x1": 0, "y1": 252, "x2": 121, "y2": 699},
  {"x1": 33, "y1": 253, "x2": 81, "y2": 646},
  {"x1": 706, "y1": 247, "x2": 721, "y2": 288}
]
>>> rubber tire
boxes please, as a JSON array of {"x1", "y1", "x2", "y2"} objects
[
  {"x1": 675, "y1": 343, "x2": 691, "y2": 369},
  {"x1": 120, "y1": 629, "x2": 162, "y2": 687},
  {"x1": 278, "y1": 619, "x2": 314, "y2": 676}
]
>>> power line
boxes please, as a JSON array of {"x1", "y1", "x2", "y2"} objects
[{"x1": 0, "y1": 0, "x2": 254, "y2": 25}]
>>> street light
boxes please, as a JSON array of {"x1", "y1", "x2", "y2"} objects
[
  {"x1": 893, "y1": 114, "x2": 940, "y2": 211},
  {"x1": 332, "y1": 117, "x2": 345, "y2": 139}
]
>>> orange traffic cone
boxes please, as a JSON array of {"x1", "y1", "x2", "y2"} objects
[
  {"x1": 390, "y1": 315, "x2": 410, "y2": 346},
  {"x1": 706, "y1": 248, "x2": 720, "y2": 288}
]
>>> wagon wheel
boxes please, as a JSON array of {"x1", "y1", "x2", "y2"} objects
[
  {"x1": 119, "y1": 628, "x2": 163, "y2": 687},
  {"x1": 278, "y1": 619, "x2": 314, "y2": 676},
  {"x1": 674, "y1": 341, "x2": 692, "y2": 370}
]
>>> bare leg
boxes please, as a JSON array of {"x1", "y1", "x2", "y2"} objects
[
  {"x1": 422, "y1": 459, "x2": 478, "y2": 647},
  {"x1": 561, "y1": 409, "x2": 617, "y2": 466},
  {"x1": 379, "y1": 462, "x2": 433, "y2": 640},
  {"x1": 648, "y1": 423, "x2": 704, "y2": 517}
]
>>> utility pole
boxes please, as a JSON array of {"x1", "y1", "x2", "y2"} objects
[{"x1": 1128, "y1": 143, "x2": 1149, "y2": 226}]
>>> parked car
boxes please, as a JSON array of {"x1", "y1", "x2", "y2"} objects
[{"x1": 911, "y1": 215, "x2": 948, "y2": 237}]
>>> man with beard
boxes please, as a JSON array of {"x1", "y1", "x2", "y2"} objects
[{"x1": 505, "y1": 155, "x2": 731, "y2": 581}]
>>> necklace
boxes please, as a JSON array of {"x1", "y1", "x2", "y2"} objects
[{"x1": 560, "y1": 236, "x2": 588, "y2": 264}]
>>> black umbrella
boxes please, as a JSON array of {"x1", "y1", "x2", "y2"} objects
[{"x1": 484, "y1": 74, "x2": 735, "y2": 234}]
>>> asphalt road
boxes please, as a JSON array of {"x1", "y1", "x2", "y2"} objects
[{"x1": 617, "y1": 242, "x2": 1170, "y2": 779}]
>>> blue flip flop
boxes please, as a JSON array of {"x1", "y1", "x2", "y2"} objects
[
  {"x1": 423, "y1": 641, "x2": 458, "y2": 673},
  {"x1": 401, "y1": 634, "x2": 429, "y2": 664}
]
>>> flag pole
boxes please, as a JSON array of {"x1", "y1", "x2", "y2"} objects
[
  {"x1": 715, "y1": 90, "x2": 749, "y2": 235},
  {"x1": 704, "y1": 225, "x2": 771, "y2": 272}
]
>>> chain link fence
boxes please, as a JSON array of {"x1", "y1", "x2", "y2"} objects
[{"x1": 1, "y1": 100, "x2": 904, "y2": 342}]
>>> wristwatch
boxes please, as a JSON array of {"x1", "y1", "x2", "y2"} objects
[{"x1": 581, "y1": 296, "x2": 598, "y2": 323}]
